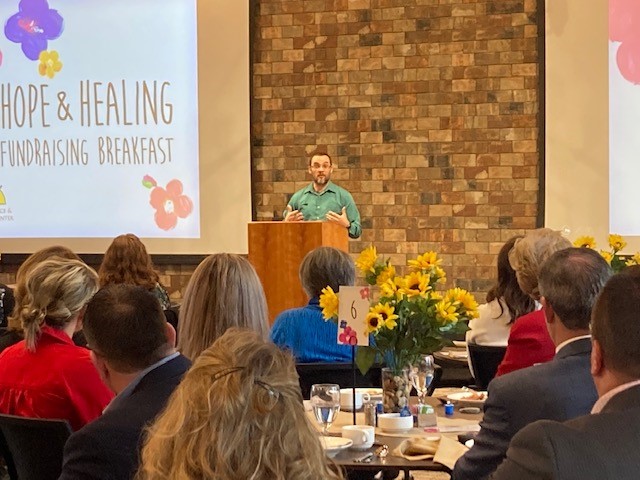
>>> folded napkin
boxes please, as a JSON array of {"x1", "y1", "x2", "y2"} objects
[{"x1": 392, "y1": 435, "x2": 469, "y2": 470}]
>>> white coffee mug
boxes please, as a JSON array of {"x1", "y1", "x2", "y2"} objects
[
  {"x1": 341, "y1": 425, "x2": 375, "y2": 450},
  {"x1": 339, "y1": 389, "x2": 371, "y2": 411}
]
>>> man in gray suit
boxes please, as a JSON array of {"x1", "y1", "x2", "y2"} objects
[
  {"x1": 491, "y1": 265, "x2": 640, "y2": 480},
  {"x1": 452, "y1": 247, "x2": 611, "y2": 480}
]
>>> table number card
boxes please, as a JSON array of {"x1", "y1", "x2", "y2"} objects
[{"x1": 337, "y1": 286, "x2": 370, "y2": 346}]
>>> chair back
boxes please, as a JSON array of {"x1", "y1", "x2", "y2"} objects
[
  {"x1": 296, "y1": 363, "x2": 383, "y2": 399},
  {"x1": 0, "y1": 414, "x2": 72, "y2": 480},
  {"x1": 467, "y1": 342, "x2": 507, "y2": 390}
]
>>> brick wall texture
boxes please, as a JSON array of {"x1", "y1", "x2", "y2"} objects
[{"x1": 252, "y1": 0, "x2": 540, "y2": 295}]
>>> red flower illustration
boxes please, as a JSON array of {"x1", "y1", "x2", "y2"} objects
[
  {"x1": 339, "y1": 326, "x2": 358, "y2": 346},
  {"x1": 144, "y1": 176, "x2": 193, "y2": 230}
]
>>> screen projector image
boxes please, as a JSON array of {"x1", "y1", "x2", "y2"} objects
[
  {"x1": 0, "y1": 0, "x2": 200, "y2": 239},
  {"x1": 609, "y1": 0, "x2": 640, "y2": 235}
]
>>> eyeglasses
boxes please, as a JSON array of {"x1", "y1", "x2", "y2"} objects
[
  {"x1": 210, "y1": 366, "x2": 281, "y2": 411},
  {"x1": 310, "y1": 163, "x2": 331, "y2": 171}
]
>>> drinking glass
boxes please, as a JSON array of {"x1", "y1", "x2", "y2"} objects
[
  {"x1": 310, "y1": 383, "x2": 341, "y2": 435},
  {"x1": 410, "y1": 355, "x2": 435, "y2": 405}
]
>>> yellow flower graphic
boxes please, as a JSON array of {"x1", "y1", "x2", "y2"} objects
[
  {"x1": 365, "y1": 312, "x2": 383, "y2": 334},
  {"x1": 600, "y1": 250, "x2": 613, "y2": 264},
  {"x1": 356, "y1": 246, "x2": 378, "y2": 274},
  {"x1": 319, "y1": 286, "x2": 339, "y2": 319},
  {"x1": 573, "y1": 236, "x2": 596, "y2": 249},
  {"x1": 38, "y1": 50, "x2": 62, "y2": 79},
  {"x1": 408, "y1": 251, "x2": 442, "y2": 271},
  {"x1": 371, "y1": 303, "x2": 399, "y2": 330},
  {"x1": 608, "y1": 234, "x2": 627, "y2": 252},
  {"x1": 435, "y1": 301, "x2": 459, "y2": 324},
  {"x1": 400, "y1": 272, "x2": 431, "y2": 297},
  {"x1": 376, "y1": 264, "x2": 396, "y2": 286}
]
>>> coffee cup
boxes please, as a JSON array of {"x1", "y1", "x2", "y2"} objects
[
  {"x1": 341, "y1": 425, "x2": 375, "y2": 450},
  {"x1": 339, "y1": 389, "x2": 371, "y2": 411}
]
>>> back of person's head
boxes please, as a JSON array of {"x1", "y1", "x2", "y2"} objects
[
  {"x1": 539, "y1": 248, "x2": 612, "y2": 330},
  {"x1": 18, "y1": 257, "x2": 98, "y2": 351},
  {"x1": 99, "y1": 233, "x2": 159, "y2": 290},
  {"x1": 508, "y1": 228, "x2": 572, "y2": 300},
  {"x1": 300, "y1": 246, "x2": 355, "y2": 299},
  {"x1": 178, "y1": 254, "x2": 268, "y2": 360},
  {"x1": 486, "y1": 235, "x2": 535, "y2": 323},
  {"x1": 592, "y1": 266, "x2": 640, "y2": 379},
  {"x1": 9, "y1": 245, "x2": 80, "y2": 331},
  {"x1": 83, "y1": 284, "x2": 171, "y2": 373},
  {"x1": 137, "y1": 328, "x2": 343, "y2": 480}
]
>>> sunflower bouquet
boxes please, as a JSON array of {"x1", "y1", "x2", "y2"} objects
[
  {"x1": 573, "y1": 234, "x2": 640, "y2": 273},
  {"x1": 319, "y1": 247, "x2": 479, "y2": 376}
]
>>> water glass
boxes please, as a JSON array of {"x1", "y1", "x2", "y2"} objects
[
  {"x1": 310, "y1": 383, "x2": 340, "y2": 435},
  {"x1": 410, "y1": 355, "x2": 435, "y2": 404}
]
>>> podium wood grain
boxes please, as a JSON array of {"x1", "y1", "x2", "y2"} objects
[{"x1": 248, "y1": 221, "x2": 349, "y2": 324}]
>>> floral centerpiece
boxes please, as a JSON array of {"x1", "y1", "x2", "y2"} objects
[
  {"x1": 574, "y1": 234, "x2": 640, "y2": 273},
  {"x1": 319, "y1": 247, "x2": 479, "y2": 412}
]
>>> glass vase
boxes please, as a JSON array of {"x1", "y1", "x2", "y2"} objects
[{"x1": 381, "y1": 367, "x2": 411, "y2": 413}]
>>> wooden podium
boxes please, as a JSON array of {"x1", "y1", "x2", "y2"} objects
[{"x1": 248, "y1": 221, "x2": 349, "y2": 324}]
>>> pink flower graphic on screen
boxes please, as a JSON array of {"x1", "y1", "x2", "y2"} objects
[
  {"x1": 610, "y1": 0, "x2": 640, "y2": 84},
  {"x1": 339, "y1": 325, "x2": 358, "y2": 346},
  {"x1": 4, "y1": 0, "x2": 64, "y2": 61},
  {"x1": 142, "y1": 175, "x2": 193, "y2": 231}
]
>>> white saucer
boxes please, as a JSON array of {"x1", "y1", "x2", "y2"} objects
[{"x1": 320, "y1": 436, "x2": 353, "y2": 457}]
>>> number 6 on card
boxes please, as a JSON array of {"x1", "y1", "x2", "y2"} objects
[{"x1": 337, "y1": 286, "x2": 370, "y2": 346}]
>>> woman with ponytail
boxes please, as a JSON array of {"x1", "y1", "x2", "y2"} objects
[{"x1": 0, "y1": 257, "x2": 113, "y2": 430}]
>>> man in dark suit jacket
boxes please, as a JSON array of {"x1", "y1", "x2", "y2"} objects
[
  {"x1": 59, "y1": 285, "x2": 191, "y2": 480},
  {"x1": 491, "y1": 265, "x2": 640, "y2": 480},
  {"x1": 452, "y1": 248, "x2": 611, "y2": 480}
]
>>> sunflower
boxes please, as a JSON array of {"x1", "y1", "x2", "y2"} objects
[
  {"x1": 319, "y1": 286, "x2": 339, "y2": 319},
  {"x1": 356, "y1": 246, "x2": 378, "y2": 274},
  {"x1": 608, "y1": 234, "x2": 627, "y2": 252},
  {"x1": 365, "y1": 311, "x2": 384, "y2": 334},
  {"x1": 380, "y1": 277, "x2": 403, "y2": 299},
  {"x1": 433, "y1": 266, "x2": 447, "y2": 284},
  {"x1": 600, "y1": 250, "x2": 613, "y2": 264},
  {"x1": 370, "y1": 302, "x2": 399, "y2": 330},
  {"x1": 400, "y1": 272, "x2": 431, "y2": 297},
  {"x1": 376, "y1": 263, "x2": 396, "y2": 286},
  {"x1": 408, "y1": 251, "x2": 441, "y2": 271},
  {"x1": 435, "y1": 300, "x2": 459, "y2": 324},
  {"x1": 627, "y1": 253, "x2": 640, "y2": 267},
  {"x1": 573, "y1": 236, "x2": 596, "y2": 249}
]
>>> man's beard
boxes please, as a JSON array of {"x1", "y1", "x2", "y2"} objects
[{"x1": 314, "y1": 174, "x2": 329, "y2": 186}]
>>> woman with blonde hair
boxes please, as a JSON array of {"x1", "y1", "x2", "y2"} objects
[
  {"x1": 99, "y1": 233, "x2": 170, "y2": 309},
  {"x1": 137, "y1": 328, "x2": 344, "y2": 480},
  {"x1": 0, "y1": 257, "x2": 113, "y2": 430},
  {"x1": 495, "y1": 228, "x2": 572, "y2": 376},
  {"x1": 178, "y1": 254, "x2": 268, "y2": 360},
  {"x1": 0, "y1": 245, "x2": 82, "y2": 353}
]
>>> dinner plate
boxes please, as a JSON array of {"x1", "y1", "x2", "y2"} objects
[
  {"x1": 452, "y1": 340, "x2": 467, "y2": 348},
  {"x1": 379, "y1": 426, "x2": 413, "y2": 434},
  {"x1": 446, "y1": 391, "x2": 488, "y2": 406},
  {"x1": 320, "y1": 436, "x2": 353, "y2": 458}
]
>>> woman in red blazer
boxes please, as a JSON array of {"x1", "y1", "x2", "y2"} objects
[
  {"x1": 0, "y1": 257, "x2": 113, "y2": 430},
  {"x1": 496, "y1": 229, "x2": 572, "y2": 377}
]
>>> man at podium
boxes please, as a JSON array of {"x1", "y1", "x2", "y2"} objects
[{"x1": 283, "y1": 151, "x2": 361, "y2": 239}]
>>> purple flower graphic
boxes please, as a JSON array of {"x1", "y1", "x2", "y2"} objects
[{"x1": 4, "y1": 0, "x2": 64, "y2": 61}]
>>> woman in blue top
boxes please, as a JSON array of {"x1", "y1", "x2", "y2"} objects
[{"x1": 270, "y1": 247, "x2": 355, "y2": 362}]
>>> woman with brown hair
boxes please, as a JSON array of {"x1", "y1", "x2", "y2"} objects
[
  {"x1": 0, "y1": 245, "x2": 82, "y2": 354},
  {"x1": 0, "y1": 257, "x2": 113, "y2": 430},
  {"x1": 137, "y1": 328, "x2": 344, "y2": 480},
  {"x1": 99, "y1": 234, "x2": 170, "y2": 309},
  {"x1": 177, "y1": 253, "x2": 268, "y2": 360}
]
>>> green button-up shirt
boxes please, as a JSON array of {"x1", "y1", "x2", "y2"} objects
[{"x1": 286, "y1": 181, "x2": 361, "y2": 238}]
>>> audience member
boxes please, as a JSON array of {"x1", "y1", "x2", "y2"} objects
[
  {"x1": 271, "y1": 246, "x2": 356, "y2": 362},
  {"x1": 466, "y1": 236, "x2": 535, "y2": 371},
  {"x1": 99, "y1": 234, "x2": 171, "y2": 310},
  {"x1": 177, "y1": 254, "x2": 268, "y2": 360},
  {"x1": 0, "y1": 258, "x2": 112, "y2": 430},
  {"x1": 136, "y1": 328, "x2": 344, "y2": 480},
  {"x1": 0, "y1": 245, "x2": 81, "y2": 353},
  {"x1": 453, "y1": 247, "x2": 610, "y2": 480},
  {"x1": 492, "y1": 265, "x2": 640, "y2": 479},
  {"x1": 0, "y1": 284, "x2": 14, "y2": 329},
  {"x1": 59, "y1": 285, "x2": 191, "y2": 480},
  {"x1": 495, "y1": 228, "x2": 571, "y2": 376}
]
